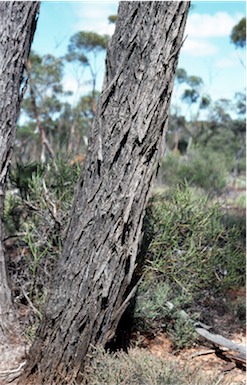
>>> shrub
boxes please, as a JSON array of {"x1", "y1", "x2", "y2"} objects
[
  {"x1": 134, "y1": 185, "x2": 246, "y2": 347},
  {"x1": 134, "y1": 280, "x2": 198, "y2": 348},
  {"x1": 83, "y1": 346, "x2": 216, "y2": 385},
  {"x1": 4, "y1": 159, "x2": 82, "y2": 326},
  {"x1": 147, "y1": 186, "x2": 245, "y2": 290},
  {"x1": 160, "y1": 148, "x2": 228, "y2": 193}
]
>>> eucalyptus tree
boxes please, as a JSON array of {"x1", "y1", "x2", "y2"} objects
[
  {"x1": 169, "y1": 68, "x2": 211, "y2": 152},
  {"x1": 230, "y1": 17, "x2": 246, "y2": 48},
  {"x1": 20, "y1": 51, "x2": 65, "y2": 163},
  {"x1": 0, "y1": 1, "x2": 40, "y2": 343},
  {"x1": 230, "y1": 17, "x2": 246, "y2": 69},
  {"x1": 66, "y1": 31, "x2": 109, "y2": 115},
  {"x1": 19, "y1": 2, "x2": 190, "y2": 384}
]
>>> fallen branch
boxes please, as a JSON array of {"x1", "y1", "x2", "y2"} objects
[{"x1": 195, "y1": 327, "x2": 246, "y2": 360}]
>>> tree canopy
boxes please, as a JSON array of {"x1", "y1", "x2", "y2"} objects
[{"x1": 230, "y1": 17, "x2": 246, "y2": 48}]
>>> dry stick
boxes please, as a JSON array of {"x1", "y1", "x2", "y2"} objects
[
  {"x1": 195, "y1": 327, "x2": 246, "y2": 360},
  {"x1": 189, "y1": 349, "x2": 216, "y2": 358},
  {"x1": 42, "y1": 180, "x2": 62, "y2": 228},
  {"x1": 20, "y1": 287, "x2": 42, "y2": 319}
]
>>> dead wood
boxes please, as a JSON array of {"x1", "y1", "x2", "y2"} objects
[{"x1": 195, "y1": 327, "x2": 246, "y2": 360}]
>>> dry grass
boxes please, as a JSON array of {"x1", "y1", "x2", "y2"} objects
[{"x1": 82, "y1": 346, "x2": 219, "y2": 385}]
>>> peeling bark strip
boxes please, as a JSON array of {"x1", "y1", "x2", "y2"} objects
[
  {"x1": 0, "y1": 1, "x2": 40, "y2": 343},
  {"x1": 20, "y1": 2, "x2": 190, "y2": 384}
]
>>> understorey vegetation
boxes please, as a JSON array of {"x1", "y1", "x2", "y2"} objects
[
  {"x1": 4, "y1": 160, "x2": 246, "y2": 351},
  {"x1": 134, "y1": 184, "x2": 245, "y2": 349}
]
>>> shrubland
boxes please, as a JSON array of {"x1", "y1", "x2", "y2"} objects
[{"x1": 4, "y1": 158, "x2": 245, "y2": 352}]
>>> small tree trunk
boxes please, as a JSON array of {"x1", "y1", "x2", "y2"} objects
[
  {"x1": 20, "y1": 2, "x2": 190, "y2": 384},
  {"x1": 0, "y1": 1, "x2": 40, "y2": 343},
  {"x1": 26, "y1": 59, "x2": 57, "y2": 165}
]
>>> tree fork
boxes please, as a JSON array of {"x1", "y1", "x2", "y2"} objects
[{"x1": 19, "y1": 2, "x2": 190, "y2": 384}]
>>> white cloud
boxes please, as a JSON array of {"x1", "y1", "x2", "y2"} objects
[
  {"x1": 73, "y1": 3, "x2": 117, "y2": 36},
  {"x1": 185, "y1": 12, "x2": 244, "y2": 38},
  {"x1": 182, "y1": 38, "x2": 217, "y2": 56}
]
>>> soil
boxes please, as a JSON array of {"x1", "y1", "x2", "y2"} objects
[{"x1": 133, "y1": 330, "x2": 246, "y2": 385}]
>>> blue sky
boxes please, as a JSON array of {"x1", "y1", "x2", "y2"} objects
[{"x1": 32, "y1": 1, "x2": 246, "y2": 108}]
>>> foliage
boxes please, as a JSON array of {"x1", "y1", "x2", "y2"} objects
[
  {"x1": 67, "y1": 31, "x2": 109, "y2": 57},
  {"x1": 174, "y1": 68, "x2": 210, "y2": 119},
  {"x1": 166, "y1": 317, "x2": 197, "y2": 350},
  {"x1": 22, "y1": 52, "x2": 65, "y2": 120},
  {"x1": 134, "y1": 185, "x2": 246, "y2": 347},
  {"x1": 108, "y1": 15, "x2": 118, "y2": 24},
  {"x1": 149, "y1": 186, "x2": 245, "y2": 290},
  {"x1": 134, "y1": 280, "x2": 198, "y2": 349},
  {"x1": 66, "y1": 31, "x2": 109, "y2": 99},
  {"x1": 230, "y1": 17, "x2": 246, "y2": 48},
  {"x1": 160, "y1": 148, "x2": 228, "y2": 194},
  {"x1": 18, "y1": 27, "x2": 111, "y2": 163},
  {"x1": 83, "y1": 346, "x2": 216, "y2": 385},
  {"x1": 4, "y1": 160, "x2": 82, "y2": 319}
]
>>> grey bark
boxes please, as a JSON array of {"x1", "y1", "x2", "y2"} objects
[
  {"x1": 0, "y1": 2, "x2": 40, "y2": 342},
  {"x1": 20, "y1": 2, "x2": 190, "y2": 384}
]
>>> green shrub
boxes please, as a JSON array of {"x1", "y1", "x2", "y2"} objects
[
  {"x1": 134, "y1": 185, "x2": 246, "y2": 347},
  {"x1": 236, "y1": 192, "x2": 246, "y2": 209},
  {"x1": 4, "y1": 159, "x2": 82, "y2": 324},
  {"x1": 160, "y1": 148, "x2": 228, "y2": 193},
  {"x1": 166, "y1": 317, "x2": 198, "y2": 350},
  {"x1": 148, "y1": 185, "x2": 244, "y2": 290},
  {"x1": 134, "y1": 280, "x2": 198, "y2": 348}
]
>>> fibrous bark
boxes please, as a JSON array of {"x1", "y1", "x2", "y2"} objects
[
  {"x1": 0, "y1": 1, "x2": 40, "y2": 343},
  {"x1": 20, "y1": 2, "x2": 190, "y2": 384}
]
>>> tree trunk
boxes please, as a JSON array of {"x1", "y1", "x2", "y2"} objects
[
  {"x1": 20, "y1": 2, "x2": 190, "y2": 384},
  {"x1": 0, "y1": 1, "x2": 40, "y2": 343}
]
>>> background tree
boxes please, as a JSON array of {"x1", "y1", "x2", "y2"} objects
[
  {"x1": 230, "y1": 17, "x2": 246, "y2": 48},
  {"x1": 230, "y1": 17, "x2": 246, "y2": 69},
  {"x1": 66, "y1": 31, "x2": 109, "y2": 115},
  {"x1": 19, "y1": 2, "x2": 190, "y2": 384},
  {"x1": 0, "y1": 1, "x2": 40, "y2": 343},
  {"x1": 169, "y1": 68, "x2": 211, "y2": 153},
  {"x1": 19, "y1": 52, "x2": 64, "y2": 164}
]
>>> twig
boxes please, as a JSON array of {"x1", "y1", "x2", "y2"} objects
[
  {"x1": 0, "y1": 361, "x2": 26, "y2": 376},
  {"x1": 42, "y1": 180, "x2": 62, "y2": 227},
  {"x1": 20, "y1": 286, "x2": 42, "y2": 319},
  {"x1": 189, "y1": 349, "x2": 216, "y2": 358}
]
